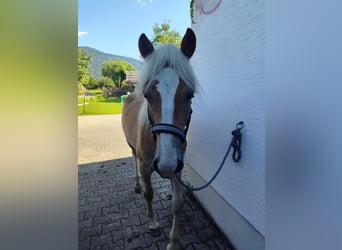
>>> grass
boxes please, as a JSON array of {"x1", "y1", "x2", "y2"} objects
[
  {"x1": 78, "y1": 92, "x2": 124, "y2": 115},
  {"x1": 87, "y1": 89, "x2": 102, "y2": 95}
]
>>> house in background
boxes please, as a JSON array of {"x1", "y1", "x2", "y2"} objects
[
  {"x1": 126, "y1": 70, "x2": 137, "y2": 83},
  {"x1": 186, "y1": 1, "x2": 265, "y2": 249}
]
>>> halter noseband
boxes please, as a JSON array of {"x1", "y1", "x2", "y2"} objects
[{"x1": 147, "y1": 105, "x2": 192, "y2": 143}]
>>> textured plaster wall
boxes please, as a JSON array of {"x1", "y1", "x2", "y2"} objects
[{"x1": 187, "y1": 0, "x2": 265, "y2": 235}]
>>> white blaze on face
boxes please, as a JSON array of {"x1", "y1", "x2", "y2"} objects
[
  {"x1": 155, "y1": 68, "x2": 179, "y2": 124},
  {"x1": 154, "y1": 67, "x2": 180, "y2": 178}
]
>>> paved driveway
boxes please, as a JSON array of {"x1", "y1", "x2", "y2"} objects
[
  {"x1": 78, "y1": 114, "x2": 233, "y2": 249},
  {"x1": 78, "y1": 115, "x2": 132, "y2": 164},
  {"x1": 79, "y1": 158, "x2": 233, "y2": 249}
]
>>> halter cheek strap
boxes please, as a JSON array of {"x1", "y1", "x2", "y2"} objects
[{"x1": 147, "y1": 105, "x2": 192, "y2": 143}]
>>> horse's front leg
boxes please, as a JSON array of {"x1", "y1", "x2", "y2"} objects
[
  {"x1": 133, "y1": 156, "x2": 142, "y2": 194},
  {"x1": 142, "y1": 168, "x2": 160, "y2": 230},
  {"x1": 167, "y1": 174, "x2": 184, "y2": 250}
]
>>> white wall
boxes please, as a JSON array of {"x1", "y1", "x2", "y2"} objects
[{"x1": 186, "y1": 0, "x2": 265, "y2": 245}]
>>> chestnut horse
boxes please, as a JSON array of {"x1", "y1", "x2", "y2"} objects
[{"x1": 121, "y1": 28, "x2": 198, "y2": 249}]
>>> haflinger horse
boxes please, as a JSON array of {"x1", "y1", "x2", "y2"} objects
[{"x1": 121, "y1": 28, "x2": 198, "y2": 250}]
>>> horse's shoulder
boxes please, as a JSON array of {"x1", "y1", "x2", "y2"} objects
[{"x1": 126, "y1": 92, "x2": 142, "y2": 102}]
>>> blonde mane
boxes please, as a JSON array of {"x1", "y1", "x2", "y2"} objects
[{"x1": 135, "y1": 43, "x2": 199, "y2": 95}]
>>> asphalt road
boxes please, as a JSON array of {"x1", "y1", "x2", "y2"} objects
[{"x1": 78, "y1": 114, "x2": 132, "y2": 164}]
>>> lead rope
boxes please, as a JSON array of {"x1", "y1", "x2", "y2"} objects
[{"x1": 176, "y1": 121, "x2": 244, "y2": 191}]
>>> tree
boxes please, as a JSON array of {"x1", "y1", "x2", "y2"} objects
[
  {"x1": 78, "y1": 49, "x2": 91, "y2": 113},
  {"x1": 151, "y1": 20, "x2": 182, "y2": 47},
  {"x1": 98, "y1": 77, "x2": 114, "y2": 89},
  {"x1": 78, "y1": 48, "x2": 91, "y2": 84},
  {"x1": 101, "y1": 59, "x2": 136, "y2": 88},
  {"x1": 84, "y1": 76, "x2": 98, "y2": 90}
]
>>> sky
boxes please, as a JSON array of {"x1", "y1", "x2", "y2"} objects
[{"x1": 78, "y1": 0, "x2": 192, "y2": 60}]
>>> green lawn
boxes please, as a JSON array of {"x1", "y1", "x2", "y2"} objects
[
  {"x1": 78, "y1": 93, "x2": 123, "y2": 115},
  {"x1": 87, "y1": 89, "x2": 103, "y2": 95}
]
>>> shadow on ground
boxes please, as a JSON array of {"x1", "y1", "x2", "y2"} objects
[{"x1": 78, "y1": 157, "x2": 233, "y2": 249}]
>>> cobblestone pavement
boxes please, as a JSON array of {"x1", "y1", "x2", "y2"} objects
[{"x1": 79, "y1": 157, "x2": 233, "y2": 250}]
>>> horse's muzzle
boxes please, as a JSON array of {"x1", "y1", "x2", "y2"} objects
[{"x1": 153, "y1": 157, "x2": 183, "y2": 179}]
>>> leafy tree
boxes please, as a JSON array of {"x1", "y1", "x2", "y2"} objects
[
  {"x1": 151, "y1": 20, "x2": 182, "y2": 47},
  {"x1": 78, "y1": 48, "x2": 91, "y2": 84},
  {"x1": 84, "y1": 76, "x2": 98, "y2": 90},
  {"x1": 78, "y1": 49, "x2": 91, "y2": 113},
  {"x1": 101, "y1": 59, "x2": 135, "y2": 88},
  {"x1": 98, "y1": 77, "x2": 114, "y2": 89},
  {"x1": 78, "y1": 82, "x2": 86, "y2": 95}
]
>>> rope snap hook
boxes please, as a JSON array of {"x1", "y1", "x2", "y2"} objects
[{"x1": 231, "y1": 121, "x2": 244, "y2": 163}]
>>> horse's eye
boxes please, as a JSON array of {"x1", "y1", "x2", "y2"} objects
[
  {"x1": 143, "y1": 90, "x2": 150, "y2": 100},
  {"x1": 187, "y1": 93, "x2": 194, "y2": 100},
  {"x1": 143, "y1": 80, "x2": 152, "y2": 100}
]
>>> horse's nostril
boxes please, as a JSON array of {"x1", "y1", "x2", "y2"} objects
[{"x1": 175, "y1": 160, "x2": 183, "y2": 174}]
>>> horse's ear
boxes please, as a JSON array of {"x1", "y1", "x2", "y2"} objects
[
  {"x1": 139, "y1": 33, "x2": 154, "y2": 59},
  {"x1": 181, "y1": 28, "x2": 196, "y2": 59}
]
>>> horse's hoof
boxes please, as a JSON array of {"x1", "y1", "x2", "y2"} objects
[
  {"x1": 148, "y1": 220, "x2": 160, "y2": 230},
  {"x1": 167, "y1": 241, "x2": 180, "y2": 250},
  {"x1": 134, "y1": 186, "x2": 142, "y2": 193}
]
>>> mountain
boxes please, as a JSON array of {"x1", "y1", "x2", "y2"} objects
[{"x1": 79, "y1": 46, "x2": 142, "y2": 79}]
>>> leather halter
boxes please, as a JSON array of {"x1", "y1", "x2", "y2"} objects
[{"x1": 147, "y1": 104, "x2": 192, "y2": 143}]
